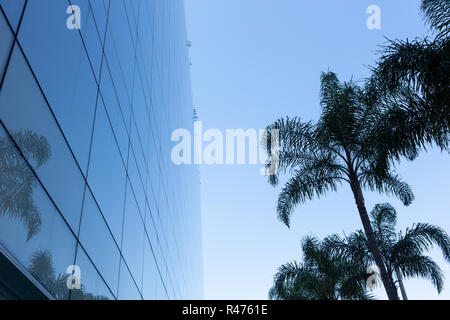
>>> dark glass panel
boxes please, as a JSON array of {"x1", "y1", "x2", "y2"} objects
[
  {"x1": 0, "y1": 126, "x2": 77, "y2": 300},
  {"x1": 121, "y1": 181, "x2": 145, "y2": 287},
  {"x1": 0, "y1": 8, "x2": 13, "y2": 80},
  {"x1": 117, "y1": 259, "x2": 141, "y2": 300},
  {"x1": 87, "y1": 99, "x2": 126, "y2": 244},
  {"x1": 0, "y1": 0, "x2": 25, "y2": 32},
  {"x1": 18, "y1": 0, "x2": 98, "y2": 174},
  {"x1": 78, "y1": 187, "x2": 120, "y2": 292}
]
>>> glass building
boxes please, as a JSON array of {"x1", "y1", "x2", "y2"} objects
[{"x1": 0, "y1": 0, "x2": 202, "y2": 300}]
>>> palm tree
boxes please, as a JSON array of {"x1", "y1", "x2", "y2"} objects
[
  {"x1": 324, "y1": 203, "x2": 450, "y2": 299},
  {"x1": 28, "y1": 250, "x2": 110, "y2": 300},
  {"x1": 269, "y1": 236, "x2": 371, "y2": 300},
  {"x1": 370, "y1": 0, "x2": 450, "y2": 159},
  {"x1": 263, "y1": 71, "x2": 418, "y2": 299},
  {"x1": 0, "y1": 129, "x2": 51, "y2": 240},
  {"x1": 29, "y1": 249, "x2": 70, "y2": 300},
  {"x1": 29, "y1": 250, "x2": 56, "y2": 290}
]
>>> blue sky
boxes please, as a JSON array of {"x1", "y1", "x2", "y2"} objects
[{"x1": 184, "y1": 0, "x2": 450, "y2": 299}]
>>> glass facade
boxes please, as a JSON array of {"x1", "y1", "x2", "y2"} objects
[{"x1": 0, "y1": 0, "x2": 202, "y2": 300}]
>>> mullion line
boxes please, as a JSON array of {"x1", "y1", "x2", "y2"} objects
[
  {"x1": 0, "y1": 0, "x2": 27, "y2": 90},
  {"x1": 74, "y1": 0, "x2": 112, "y2": 240},
  {"x1": 70, "y1": 0, "x2": 113, "y2": 300},
  {"x1": 117, "y1": 0, "x2": 146, "y2": 299}
]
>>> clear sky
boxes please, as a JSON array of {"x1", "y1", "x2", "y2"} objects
[{"x1": 184, "y1": 0, "x2": 450, "y2": 300}]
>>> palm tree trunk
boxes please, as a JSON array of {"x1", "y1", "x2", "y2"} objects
[
  {"x1": 349, "y1": 177, "x2": 400, "y2": 300},
  {"x1": 395, "y1": 267, "x2": 408, "y2": 300},
  {"x1": 388, "y1": 272, "x2": 399, "y2": 299}
]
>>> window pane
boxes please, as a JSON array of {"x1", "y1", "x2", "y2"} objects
[
  {"x1": 103, "y1": 0, "x2": 135, "y2": 128},
  {"x1": 99, "y1": 49, "x2": 129, "y2": 160},
  {"x1": 0, "y1": 44, "x2": 85, "y2": 233},
  {"x1": 128, "y1": 141, "x2": 146, "y2": 216},
  {"x1": 78, "y1": 186, "x2": 120, "y2": 293},
  {"x1": 117, "y1": 259, "x2": 141, "y2": 300},
  {"x1": 0, "y1": 9, "x2": 13, "y2": 80},
  {"x1": 142, "y1": 237, "x2": 168, "y2": 300},
  {"x1": 71, "y1": 245, "x2": 115, "y2": 300},
  {"x1": 121, "y1": 181, "x2": 144, "y2": 287},
  {"x1": 72, "y1": 0, "x2": 107, "y2": 80},
  {"x1": 90, "y1": 0, "x2": 109, "y2": 40},
  {"x1": 87, "y1": 99, "x2": 126, "y2": 244},
  {"x1": 0, "y1": 0, "x2": 25, "y2": 32}
]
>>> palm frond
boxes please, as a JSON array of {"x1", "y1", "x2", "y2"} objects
[
  {"x1": 263, "y1": 117, "x2": 317, "y2": 186},
  {"x1": 396, "y1": 254, "x2": 444, "y2": 293},
  {"x1": 276, "y1": 164, "x2": 342, "y2": 227},
  {"x1": 370, "y1": 203, "x2": 397, "y2": 238},
  {"x1": 369, "y1": 35, "x2": 450, "y2": 154},
  {"x1": 421, "y1": 0, "x2": 450, "y2": 38},
  {"x1": 360, "y1": 170, "x2": 415, "y2": 206},
  {"x1": 394, "y1": 223, "x2": 450, "y2": 262},
  {"x1": 0, "y1": 130, "x2": 49, "y2": 240},
  {"x1": 13, "y1": 130, "x2": 51, "y2": 168},
  {"x1": 368, "y1": 203, "x2": 399, "y2": 258}
]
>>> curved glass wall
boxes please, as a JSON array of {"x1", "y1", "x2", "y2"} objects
[{"x1": 0, "y1": 0, "x2": 202, "y2": 300}]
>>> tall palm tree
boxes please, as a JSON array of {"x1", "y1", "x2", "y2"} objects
[
  {"x1": 263, "y1": 71, "x2": 417, "y2": 299},
  {"x1": 0, "y1": 129, "x2": 51, "y2": 240},
  {"x1": 370, "y1": 0, "x2": 450, "y2": 160},
  {"x1": 269, "y1": 236, "x2": 371, "y2": 300},
  {"x1": 324, "y1": 203, "x2": 450, "y2": 299}
]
